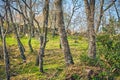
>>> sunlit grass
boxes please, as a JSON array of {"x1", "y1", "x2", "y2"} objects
[
  {"x1": 6, "y1": 36, "x2": 17, "y2": 46},
  {"x1": 0, "y1": 34, "x2": 88, "y2": 80}
]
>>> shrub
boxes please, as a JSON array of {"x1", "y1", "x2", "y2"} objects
[
  {"x1": 80, "y1": 54, "x2": 103, "y2": 67},
  {"x1": 97, "y1": 34, "x2": 120, "y2": 76}
]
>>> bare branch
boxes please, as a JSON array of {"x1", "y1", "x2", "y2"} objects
[
  {"x1": 21, "y1": 0, "x2": 30, "y2": 9},
  {"x1": 103, "y1": 0, "x2": 117, "y2": 12}
]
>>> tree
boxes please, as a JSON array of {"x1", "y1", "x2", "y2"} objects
[
  {"x1": 7, "y1": 0, "x2": 26, "y2": 62},
  {"x1": 18, "y1": 0, "x2": 34, "y2": 52},
  {"x1": 95, "y1": 0, "x2": 117, "y2": 33},
  {"x1": 54, "y1": 0, "x2": 74, "y2": 66},
  {"x1": 39, "y1": 0, "x2": 49, "y2": 72},
  {"x1": 84, "y1": 0, "x2": 96, "y2": 59},
  {"x1": 0, "y1": 3, "x2": 10, "y2": 79},
  {"x1": 28, "y1": 0, "x2": 34, "y2": 52},
  {"x1": 66, "y1": 0, "x2": 81, "y2": 33}
]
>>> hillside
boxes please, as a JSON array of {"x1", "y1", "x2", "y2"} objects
[
  {"x1": 0, "y1": 34, "x2": 120, "y2": 80},
  {"x1": 0, "y1": 35, "x2": 87, "y2": 80}
]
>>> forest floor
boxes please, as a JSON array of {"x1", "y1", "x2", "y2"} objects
[{"x1": 0, "y1": 34, "x2": 120, "y2": 80}]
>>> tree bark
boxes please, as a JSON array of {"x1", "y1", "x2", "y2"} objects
[
  {"x1": 28, "y1": 23, "x2": 33, "y2": 52},
  {"x1": 30, "y1": 0, "x2": 35, "y2": 37},
  {"x1": 84, "y1": 0, "x2": 96, "y2": 59},
  {"x1": 38, "y1": 0, "x2": 49, "y2": 72},
  {"x1": 7, "y1": 0, "x2": 26, "y2": 61},
  {"x1": 0, "y1": 11, "x2": 10, "y2": 80},
  {"x1": 96, "y1": 0, "x2": 104, "y2": 33},
  {"x1": 0, "y1": 26, "x2": 2, "y2": 40},
  {"x1": 2, "y1": 35, "x2": 10, "y2": 80},
  {"x1": 54, "y1": 0, "x2": 74, "y2": 66},
  {"x1": 28, "y1": 0, "x2": 34, "y2": 52},
  {"x1": 52, "y1": 10, "x2": 57, "y2": 38},
  {"x1": 39, "y1": 35, "x2": 44, "y2": 72}
]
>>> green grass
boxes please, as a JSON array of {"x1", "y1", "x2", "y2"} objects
[
  {"x1": 1, "y1": 34, "x2": 120, "y2": 79},
  {"x1": 6, "y1": 36, "x2": 17, "y2": 46},
  {"x1": 0, "y1": 34, "x2": 88, "y2": 80}
]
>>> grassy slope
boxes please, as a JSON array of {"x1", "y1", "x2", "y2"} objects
[{"x1": 0, "y1": 34, "x2": 88, "y2": 80}]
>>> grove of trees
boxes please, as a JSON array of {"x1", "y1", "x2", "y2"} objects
[{"x1": 0, "y1": 0, "x2": 120, "y2": 80}]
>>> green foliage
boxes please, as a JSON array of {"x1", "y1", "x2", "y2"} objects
[
  {"x1": 97, "y1": 32, "x2": 120, "y2": 77},
  {"x1": 2, "y1": 31, "x2": 120, "y2": 79},
  {"x1": 97, "y1": 16, "x2": 120, "y2": 74},
  {"x1": 80, "y1": 53, "x2": 103, "y2": 67},
  {"x1": 102, "y1": 17, "x2": 116, "y2": 35},
  {"x1": 71, "y1": 73, "x2": 81, "y2": 80},
  {"x1": 80, "y1": 53, "x2": 116, "y2": 79},
  {"x1": 97, "y1": 34, "x2": 113, "y2": 49},
  {"x1": 44, "y1": 64, "x2": 60, "y2": 70}
]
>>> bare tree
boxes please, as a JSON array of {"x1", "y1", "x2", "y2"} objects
[
  {"x1": 39, "y1": 0, "x2": 49, "y2": 72},
  {"x1": 54, "y1": 0, "x2": 74, "y2": 66},
  {"x1": 18, "y1": 0, "x2": 34, "y2": 52},
  {"x1": 13, "y1": 0, "x2": 34, "y2": 52},
  {"x1": 6, "y1": 0, "x2": 26, "y2": 62},
  {"x1": 66, "y1": 0, "x2": 81, "y2": 33},
  {"x1": 84, "y1": 0, "x2": 96, "y2": 59},
  {"x1": 28, "y1": 0, "x2": 34, "y2": 52},
  {"x1": 0, "y1": 2, "x2": 10, "y2": 79},
  {"x1": 96, "y1": 0, "x2": 117, "y2": 33}
]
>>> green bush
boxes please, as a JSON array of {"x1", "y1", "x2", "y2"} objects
[
  {"x1": 97, "y1": 34, "x2": 120, "y2": 75},
  {"x1": 96, "y1": 34, "x2": 113, "y2": 49},
  {"x1": 80, "y1": 54, "x2": 103, "y2": 67}
]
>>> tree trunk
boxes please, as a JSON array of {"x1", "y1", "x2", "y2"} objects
[
  {"x1": 52, "y1": 12, "x2": 56, "y2": 38},
  {"x1": 28, "y1": 24, "x2": 34, "y2": 52},
  {"x1": 59, "y1": 39, "x2": 62, "y2": 49},
  {"x1": 7, "y1": 0, "x2": 26, "y2": 61},
  {"x1": 0, "y1": 26, "x2": 2, "y2": 40},
  {"x1": 28, "y1": 0, "x2": 34, "y2": 52},
  {"x1": 2, "y1": 35, "x2": 10, "y2": 80},
  {"x1": 28, "y1": 35, "x2": 33, "y2": 52},
  {"x1": 30, "y1": 0, "x2": 35, "y2": 37},
  {"x1": 54, "y1": 0, "x2": 74, "y2": 66},
  {"x1": 39, "y1": 35, "x2": 44, "y2": 72},
  {"x1": 88, "y1": 18, "x2": 96, "y2": 58},
  {"x1": 0, "y1": 13, "x2": 10, "y2": 80},
  {"x1": 38, "y1": 0, "x2": 49, "y2": 72},
  {"x1": 84, "y1": 0, "x2": 96, "y2": 59},
  {"x1": 22, "y1": 17, "x2": 27, "y2": 35},
  {"x1": 17, "y1": 36, "x2": 26, "y2": 61}
]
